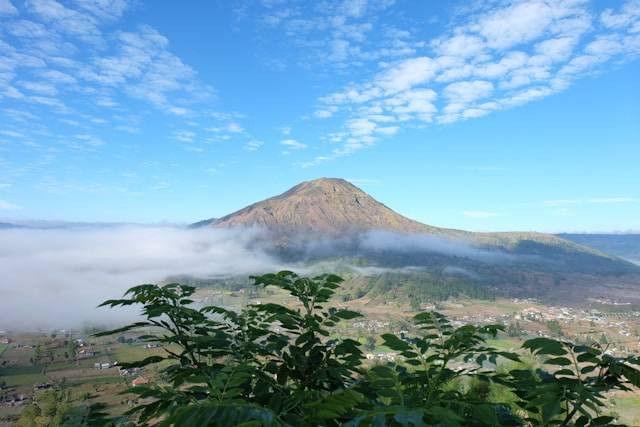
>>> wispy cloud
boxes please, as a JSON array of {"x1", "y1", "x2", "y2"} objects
[
  {"x1": 0, "y1": 199, "x2": 20, "y2": 209},
  {"x1": 257, "y1": 0, "x2": 405, "y2": 68},
  {"x1": 281, "y1": 138, "x2": 307, "y2": 149},
  {"x1": 0, "y1": 0, "x2": 18, "y2": 15},
  {"x1": 302, "y1": 0, "x2": 640, "y2": 165},
  {"x1": 245, "y1": 139, "x2": 264, "y2": 151}
]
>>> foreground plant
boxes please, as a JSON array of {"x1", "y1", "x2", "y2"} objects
[{"x1": 92, "y1": 271, "x2": 640, "y2": 426}]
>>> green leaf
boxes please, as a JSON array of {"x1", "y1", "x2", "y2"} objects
[
  {"x1": 333, "y1": 310, "x2": 363, "y2": 320},
  {"x1": 545, "y1": 357, "x2": 572, "y2": 366},
  {"x1": 381, "y1": 333, "x2": 410, "y2": 351},
  {"x1": 522, "y1": 337, "x2": 568, "y2": 356}
]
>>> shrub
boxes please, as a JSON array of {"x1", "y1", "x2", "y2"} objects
[{"x1": 94, "y1": 271, "x2": 640, "y2": 426}]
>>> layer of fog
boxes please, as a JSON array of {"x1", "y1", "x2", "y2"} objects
[
  {"x1": 359, "y1": 230, "x2": 516, "y2": 263},
  {"x1": 0, "y1": 225, "x2": 521, "y2": 330},
  {"x1": 0, "y1": 226, "x2": 283, "y2": 330},
  {"x1": 291, "y1": 229, "x2": 518, "y2": 264}
]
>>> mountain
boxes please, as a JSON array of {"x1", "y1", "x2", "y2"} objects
[
  {"x1": 194, "y1": 178, "x2": 640, "y2": 303},
  {"x1": 204, "y1": 178, "x2": 610, "y2": 255},
  {"x1": 211, "y1": 178, "x2": 459, "y2": 236},
  {"x1": 558, "y1": 233, "x2": 640, "y2": 265}
]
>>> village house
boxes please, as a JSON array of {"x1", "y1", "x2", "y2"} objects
[
  {"x1": 0, "y1": 393, "x2": 26, "y2": 407},
  {"x1": 132, "y1": 376, "x2": 149, "y2": 386},
  {"x1": 33, "y1": 383, "x2": 53, "y2": 391},
  {"x1": 77, "y1": 349, "x2": 95, "y2": 359}
]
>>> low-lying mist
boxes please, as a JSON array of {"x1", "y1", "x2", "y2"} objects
[
  {"x1": 0, "y1": 225, "x2": 523, "y2": 330},
  {"x1": 0, "y1": 226, "x2": 283, "y2": 330}
]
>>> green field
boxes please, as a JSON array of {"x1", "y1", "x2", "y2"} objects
[
  {"x1": 0, "y1": 344, "x2": 8, "y2": 357},
  {"x1": 66, "y1": 376, "x2": 127, "y2": 386},
  {"x1": 610, "y1": 394, "x2": 640, "y2": 426},
  {"x1": 1, "y1": 372, "x2": 48, "y2": 392}
]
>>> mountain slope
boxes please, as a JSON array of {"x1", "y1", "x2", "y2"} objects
[
  {"x1": 558, "y1": 233, "x2": 640, "y2": 265},
  {"x1": 204, "y1": 178, "x2": 610, "y2": 256},
  {"x1": 211, "y1": 178, "x2": 463, "y2": 236}
]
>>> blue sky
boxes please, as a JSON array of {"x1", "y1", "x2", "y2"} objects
[{"x1": 0, "y1": 0, "x2": 638, "y2": 232}]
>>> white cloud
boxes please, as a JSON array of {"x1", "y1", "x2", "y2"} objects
[
  {"x1": 601, "y1": 1, "x2": 640, "y2": 30},
  {"x1": 174, "y1": 130, "x2": 196, "y2": 142},
  {"x1": 534, "y1": 36, "x2": 578, "y2": 63},
  {"x1": 347, "y1": 118, "x2": 377, "y2": 136},
  {"x1": 168, "y1": 106, "x2": 189, "y2": 116},
  {"x1": 71, "y1": 0, "x2": 130, "y2": 22},
  {"x1": 384, "y1": 88, "x2": 437, "y2": 120},
  {"x1": 0, "y1": 199, "x2": 20, "y2": 209},
  {"x1": 376, "y1": 57, "x2": 437, "y2": 94},
  {"x1": 77, "y1": 25, "x2": 208, "y2": 113},
  {"x1": 39, "y1": 69, "x2": 77, "y2": 84},
  {"x1": 257, "y1": 0, "x2": 398, "y2": 67},
  {"x1": 314, "y1": 106, "x2": 338, "y2": 118},
  {"x1": 74, "y1": 133, "x2": 105, "y2": 147},
  {"x1": 0, "y1": 129, "x2": 25, "y2": 138},
  {"x1": 443, "y1": 80, "x2": 493, "y2": 103},
  {"x1": 0, "y1": 0, "x2": 18, "y2": 15},
  {"x1": 433, "y1": 34, "x2": 485, "y2": 58},
  {"x1": 245, "y1": 139, "x2": 264, "y2": 151},
  {"x1": 303, "y1": 0, "x2": 640, "y2": 165},
  {"x1": 375, "y1": 126, "x2": 398, "y2": 135},
  {"x1": 471, "y1": 0, "x2": 587, "y2": 50},
  {"x1": 18, "y1": 80, "x2": 58, "y2": 96},
  {"x1": 26, "y1": 0, "x2": 104, "y2": 43},
  {"x1": 227, "y1": 122, "x2": 244, "y2": 133},
  {"x1": 281, "y1": 138, "x2": 307, "y2": 149}
]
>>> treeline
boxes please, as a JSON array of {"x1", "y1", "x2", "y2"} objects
[{"x1": 345, "y1": 271, "x2": 496, "y2": 302}]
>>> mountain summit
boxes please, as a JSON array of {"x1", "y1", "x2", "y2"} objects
[{"x1": 210, "y1": 178, "x2": 459, "y2": 236}]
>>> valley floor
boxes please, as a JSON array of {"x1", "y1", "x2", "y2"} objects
[{"x1": 1, "y1": 294, "x2": 639, "y2": 425}]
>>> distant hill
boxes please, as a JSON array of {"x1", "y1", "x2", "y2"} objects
[
  {"x1": 0, "y1": 222, "x2": 25, "y2": 229},
  {"x1": 558, "y1": 233, "x2": 640, "y2": 265},
  {"x1": 192, "y1": 179, "x2": 639, "y2": 303}
]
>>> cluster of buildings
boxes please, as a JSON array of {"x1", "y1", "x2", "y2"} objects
[
  {"x1": 93, "y1": 362, "x2": 116, "y2": 370},
  {"x1": 351, "y1": 319, "x2": 391, "y2": 331},
  {"x1": 365, "y1": 352, "x2": 397, "y2": 362}
]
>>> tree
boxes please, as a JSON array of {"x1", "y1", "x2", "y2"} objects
[
  {"x1": 94, "y1": 271, "x2": 640, "y2": 426},
  {"x1": 33, "y1": 344, "x2": 42, "y2": 364},
  {"x1": 16, "y1": 389, "x2": 71, "y2": 427}
]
